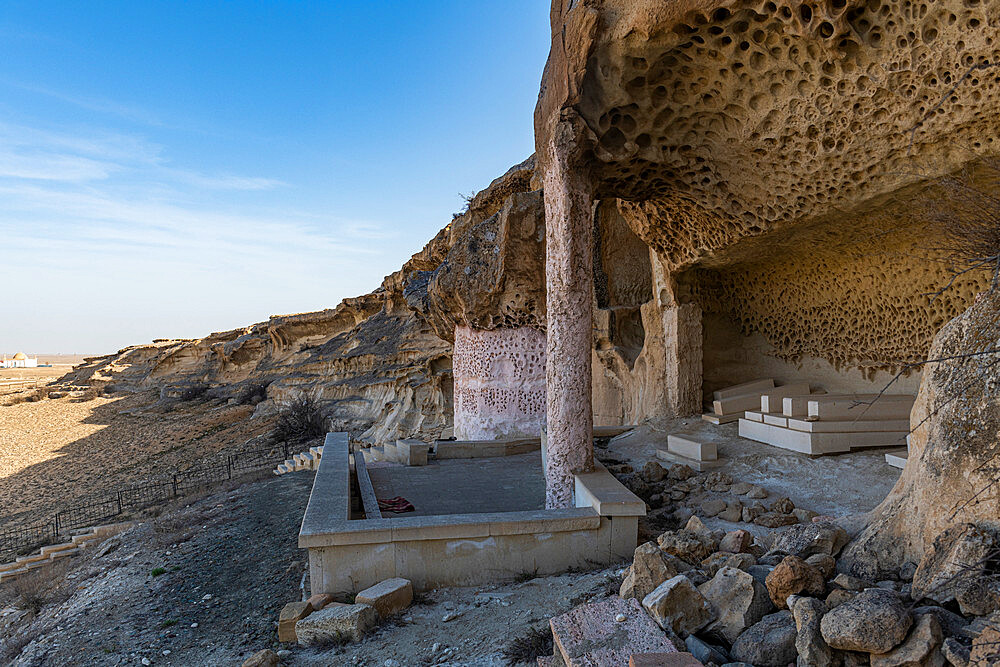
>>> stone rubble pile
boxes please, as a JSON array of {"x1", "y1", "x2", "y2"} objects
[{"x1": 539, "y1": 510, "x2": 1000, "y2": 666}]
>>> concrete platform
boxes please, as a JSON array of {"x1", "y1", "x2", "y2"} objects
[
  {"x1": 367, "y1": 453, "x2": 544, "y2": 517},
  {"x1": 300, "y1": 433, "x2": 644, "y2": 595}
]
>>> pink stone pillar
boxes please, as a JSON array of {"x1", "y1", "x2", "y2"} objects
[{"x1": 542, "y1": 126, "x2": 595, "y2": 509}]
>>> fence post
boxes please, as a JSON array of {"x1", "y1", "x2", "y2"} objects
[
  {"x1": 227, "y1": 456, "x2": 232, "y2": 480},
  {"x1": 117, "y1": 490, "x2": 124, "y2": 515},
  {"x1": 283, "y1": 442, "x2": 289, "y2": 461},
  {"x1": 172, "y1": 474, "x2": 179, "y2": 497},
  {"x1": 53, "y1": 513, "x2": 60, "y2": 538}
]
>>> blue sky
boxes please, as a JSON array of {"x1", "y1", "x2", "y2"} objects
[{"x1": 0, "y1": 1, "x2": 550, "y2": 354}]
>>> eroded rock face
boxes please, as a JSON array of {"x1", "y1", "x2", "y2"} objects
[{"x1": 841, "y1": 289, "x2": 1000, "y2": 578}]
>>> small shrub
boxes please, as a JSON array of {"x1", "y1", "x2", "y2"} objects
[
  {"x1": 502, "y1": 626, "x2": 553, "y2": 666},
  {"x1": 159, "y1": 619, "x2": 178, "y2": 629},
  {"x1": 272, "y1": 397, "x2": 327, "y2": 445},
  {"x1": 11, "y1": 573, "x2": 48, "y2": 615},
  {"x1": 235, "y1": 382, "x2": 269, "y2": 406},
  {"x1": 179, "y1": 384, "x2": 210, "y2": 402},
  {"x1": 150, "y1": 567, "x2": 167, "y2": 577}
]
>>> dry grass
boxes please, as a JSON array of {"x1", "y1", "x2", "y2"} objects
[{"x1": 501, "y1": 625, "x2": 554, "y2": 666}]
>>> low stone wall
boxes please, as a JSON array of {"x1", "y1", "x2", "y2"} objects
[{"x1": 299, "y1": 433, "x2": 642, "y2": 594}]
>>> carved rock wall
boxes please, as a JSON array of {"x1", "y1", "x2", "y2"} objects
[
  {"x1": 453, "y1": 325, "x2": 546, "y2": 440},
  {"x1": 840, "y1": 287, "x2": 1000, "y2": 579}
]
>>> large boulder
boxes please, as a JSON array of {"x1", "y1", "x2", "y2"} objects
[
  {"x1": 658, "y1": 530, "x2": 718, "y2": 564},
  {"x1": 699, "y1": 566, "x2": 775, "y2": 645},
  {"x1": 841, "y1": 289, "x2": 1000, "y2": 579},
  {"x1": 621, "y1": 542, "x2": 686, "y2": 600},
  {"x1": 910, "y1": 524, "x2": 999, "y2": 608},
  {"x1": 789, "y1": 595, "x2": 836, "y2": 667},
  {"x1": 870, "y1": 614, "x2": 945, "y2": 667},
  {"x1": 820, "y1": 589, "x2": 913, "y2": 654},
  {"x1": 769, "y1": 522, "x2": 849, "y2": 560},
  {"x1": 730, "y1": 611, "x2": 798, "y2": 667},
  {"x1": 766, "y1": 556, "x2": 826, "y2": 609},
  {"x1": 642, "y1": 575, "x2": 717, "y2": 638}
]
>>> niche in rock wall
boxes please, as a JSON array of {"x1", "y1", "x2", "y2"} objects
[
  {"x1": 681, "y1": 213, "x2": 989, "y2": 397},
  {"x1": 594, "y1": 201, "x2": 653, "y2": 368}
]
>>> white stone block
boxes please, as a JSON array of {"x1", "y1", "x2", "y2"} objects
[
  {"x1": 667, "y1": 434, "x2": 717, "y2": 461},
  {"x1": 713, "y1": 379, "x2": 774, "y2": 401}
]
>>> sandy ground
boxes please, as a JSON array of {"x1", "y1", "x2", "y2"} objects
[
  {"x1": 0, "y1": 391, "x2": 274, "y2": 524},
  {"x1": 1, "y1": 472, "x2": 618, "y2": 667}
]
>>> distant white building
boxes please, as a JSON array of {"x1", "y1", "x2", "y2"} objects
[{"x1": 1, "y1": 352, "x2": 38, "y2": 368}]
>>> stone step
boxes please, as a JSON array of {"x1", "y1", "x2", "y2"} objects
[
  {"x1": 39, "y1": 543, "x2": 77, "y2": 557},
  {"x1": 49, "y1": 547, "x2": 80, "y2": 561},
  {"x1": 807, "y1": 396, "x2": 914, "y2": 420},
  {"x1": 701, "y1": 413, "x2": 741, "y2": 425},
  {"x1": 712, "y1": 378, "x2": 774, "y2": 402},
  {"x1": 885, "y1": 448, "x2": 908, "y2": 469},
  {"x1": 666, "y1": 434, "x2": 717, "y2": 461},
  {"x1": 738, "y1": 418, "x2": 909, "y2": 455}
]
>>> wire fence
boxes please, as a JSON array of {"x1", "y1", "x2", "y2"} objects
[{"x1": 0, "y1": 441, "x2": 296, "y2": 563}]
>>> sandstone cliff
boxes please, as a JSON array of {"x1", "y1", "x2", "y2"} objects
[{"x1": 65, "y1": 159, "x2": 538, "y2": 445}]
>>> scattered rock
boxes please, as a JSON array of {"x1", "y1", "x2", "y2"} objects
[
  {"x1": 242, "y1": 649, "x2": 280, "y2": 667},
  {"x1": 755, "y1": 512, "x2": 799, "y2": 528},
  {"x1": 825, "y1": 589, "x2": 855, "y2": 609},
  {"x1": 766, "y1": 555, "x2": 826, "y2": 608},
  {"x1": 911, "y1": 523, "x2": 999, "y2": 606},
  {"x1": 793, "y1": 508, "x2": 819, "y2": 523},
  {"x1": 642, "y1": 461, "x2": 668, "y2": 483},
  {"x1": 833, "y1": 573, "x2": 870, "y2": 592},
  {"x1": 295, "y1": 603, "x2": 379, "y2": 645},
  {"x1": 730, "y1": 611, "x2": 798, "y2": 667},
  {"x1": 355, "y1": 578, "x2": 413, "y2": 618},
  {"x1": 941, "y1": 636, "x2": 970, "y2": 667},
  {"x1": 685, "y1": 635, "x2": 730, "y2": 664},
  {"x1": 913, "y1": 606, "x2": 969, "y2": 638},
  {"x1": 742, "y1": 504, "x2": 765, "y2": 523},
  {"x1": 899, "y1": 562, "x2": 918, "y2": 582},
  {"x1": 668, "y1": 464, "x2": 696, "y2": 481},
  {"x1": 704, "y1": 472, "x2": 733, "y2": 493},
  {"x1": 621, "y1": 542, "x2": 685, "y2": 600},
  {"x1": 730, "y1": 482, "x2": 753, "y2": 496},
  {"x1": 746, "y1": 485, "x2": 768, "y2": 500},
  {"x1": 699, "y1": 566, "x2": 775, "y2": 644},
  {"x1": 770, "y1": 522, "x2": 850, "y2": 558},
  {"x1": 658, "y1": 530, "x2": 718, "y2": 563},
  {"x1": 701, "y1": 499, "x2": 727, "y2": 517},
  {"x1": 642, "y1": 575, "x2": 717, "y2": 637},
  {"x1": 955, "y1": 577, "x2": 1000, "y2": 617},
  {"x1": 771, "y1": 497, "x2": 795, "y2": 514},
  {"x1": 306, "y1": 593, "x2": 334, "y2": 611},
  {"x1": 718, "y1": 502, "x2": 744, "y2": 523},
  {"x1": 870, "y1": 613, "x2": 944, "y2": 667},
  {"x1": 806, "y1": 554, "x2": 837, "y2": 579},
  {"x1": 719, "y1": 530, "x2": 754, "y2": 554},
  {"x1": 820, "y1": 589, "x2": 912, "y2": 654},
  {"x1": 790, "y1": 595, "x2": 836, "y2": 667},
  {"x1": 278, "y1": 601, "x2": 314, "y2": 643},
  {"x1": 685, "y1": 516, "x2": 709, "y2": 534},
  {"x1": 970, "y1": 625, "x2": 1000, "y2": 666}
]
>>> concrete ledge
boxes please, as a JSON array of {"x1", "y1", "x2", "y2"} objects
[
  {"x1": 575, "y1": 461, "x2": 645, "y2": 517},
  {"x1": 300, "y1": 432, "x2": 642, "y2": 594},
  {"x1": 434, "y1": 438, "x2": 541, "y2": 459}
]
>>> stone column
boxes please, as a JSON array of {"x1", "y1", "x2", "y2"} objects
[
  {"x1": 542, "y1": 124, "x2": 595, "y2": 508},
  {"x1": 652, "y1": 254, "x2": 703, "y2": 416}
]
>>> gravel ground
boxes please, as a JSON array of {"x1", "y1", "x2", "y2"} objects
[
  {"x1": 1, "y1": 472, "x2": 621, "y2": 667},
  {"x1": 0, "y1": 391, "x2": 274, "y2": 522},
  {"x1": 2, "y1": 472, "x2": 313, "y2": 666}
]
